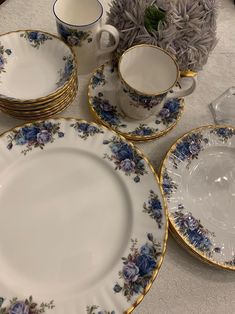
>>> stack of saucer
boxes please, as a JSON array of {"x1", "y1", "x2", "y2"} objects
[{"x1": 0, "y1": 30, "x2": 78, "y2": 120}]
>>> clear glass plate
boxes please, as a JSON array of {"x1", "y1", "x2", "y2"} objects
[{"x1": 209, "y1": 86, "x2": 235, "y2": 125}]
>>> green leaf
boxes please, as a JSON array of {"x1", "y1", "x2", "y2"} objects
[{"x1": 144, "y1": 5, "x2": 166, "y2": 33}]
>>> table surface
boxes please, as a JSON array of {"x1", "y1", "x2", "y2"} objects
[{"x1": 0, "y1": 0, "x2": 235, "y2": 313}]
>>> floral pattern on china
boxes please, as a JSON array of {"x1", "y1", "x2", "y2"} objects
[
  {"x1": 0, "y1": 42, "x2": 12, "y2": 80},
  {"x1": 20, "y1": 31, "x2": 52, "y2": 48},
  {"x1": 0, "y1": 296, "x2": 54, "y2": 314},
  {"x1": 7, "y1": 121, "x2": 64, "y2": 155},
  {"x1": 57, "y1": 23, "x2": 92, "y2": 46}
]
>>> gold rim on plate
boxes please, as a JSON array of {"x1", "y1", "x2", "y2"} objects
[
  {"x1": 0, "y1": 81, "x2": 78, "y2": 120},
  {"x1": 0, "y1": 76, "x2": 78, "y2": 113},
  {"x1": 0, "y1": 71, "x2": 78, "y2": 108}
]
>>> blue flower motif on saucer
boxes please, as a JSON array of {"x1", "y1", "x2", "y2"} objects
[
  {"x1": 210, "y1": 127, "x2": 235, "y2": 142},
  {"x1": 57, "y1": 23, "x2": 92, "y2": 47},
  {"x1": 20, "y1": 31, "x2": 52, "y2": 48},
  {"x1": 172, "y1": 204, "x2": 219, "y2": 256},
  {"x1": 86, "y1": 305, "x2": 115, "y2": 314},
  {"x1": 7, "y1": 121, "x2": 64, "y2": 155},
  {"x1": 0, "y1": 42, "x2": 12, "y2": 77},
  {"x1": 103, "y1": 136, "x2": 147, "y2": 182},
  {"x1": 162, "y1": 170, "x2": 178, "y2": 199},
  {"x1": 56, "y1": 55, "x2": 74, "y2": 88},
  {"x1": 70, "y1": 121, "x2": 104, "y2": 140},
  {"x1": 143, "y1": 190, "x2": 163, "y2": 228},
  {"x1": 91, "y1": 68, "x2": 106, "y2": 89},
  {"x1": 156, "y1": 98, "x2": 182, "y2": 125},
  {"x1": 130, "y1": 124, "x2": 156, "y2": 136},
  {"x1": 91, "y1": 95, "x2": 127, "y2": 128},
  {"x1": 113, "y1": 234, "x2": 162, "y2": 301},
  {"x1": 170, "y1": 132, "x2": 209, "y2": 169},
  {"x1": 0, "y1": 296, "x2": 54, "y2": 314}
]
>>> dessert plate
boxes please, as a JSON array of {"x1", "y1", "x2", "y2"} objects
[
  {"x1": 88, "y1": 60, "x2": 184, "y2": 142},
  {"x1": 0, "y1": 118, "x2": 167, "y2": 313},
  {"x1": 0, "y1": 30, "x2": 76, "y2": 101},
  {"x1": 160, "y1": 125, "x2": 235, "y2": 269}
]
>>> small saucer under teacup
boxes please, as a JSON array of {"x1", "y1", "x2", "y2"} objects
[{"x1": 88, "y1": 60, "x2": 184, "y2": 142}]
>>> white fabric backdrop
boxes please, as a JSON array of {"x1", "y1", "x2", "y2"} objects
[{"x1": 0, "y1": 0, "x2": 235, "y2": 313}]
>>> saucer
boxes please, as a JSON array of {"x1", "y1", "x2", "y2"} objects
[{"x1": 88, "y1": 60, "x2": 184, "y2": 141}]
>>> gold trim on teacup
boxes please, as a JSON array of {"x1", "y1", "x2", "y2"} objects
[
  {"x1": 0, "y1": 29, "x2": 78, "y2": 103},
  {"x1": 159, "y1": 125, "x2": 235, "y2": 271},
  {"x1": 118, "y1": 44, "x2": 180, "y2": 97},
  {"x1": 0, "y1": 117, "x2": 169, "y2": 312},
  {"x1": 88, "y1": 61, "x2": 185, "y2": 142}
]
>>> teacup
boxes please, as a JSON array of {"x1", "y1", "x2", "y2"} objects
[
  {"x1": 118, "y1": 45, "x2": 197, "y2": 120},
  {"x1": 53, "y1": 0, "x2": 120, "y2": 75}
]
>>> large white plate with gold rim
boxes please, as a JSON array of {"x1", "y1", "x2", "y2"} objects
[
  {"x1": 0, "y1": 118, "x2": 167, "y2": 314},
  {"x1": 160, "y1": 125, "x2": 235, "y2": 270},
  {"x1": 0, "y1": 30, "x2": 76, "y2": 102}
]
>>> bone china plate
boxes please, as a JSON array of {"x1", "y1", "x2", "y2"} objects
[
  {"x1": 160, "y1": 125, "x2": 235, "y2": 269},
  {"x1": 0, "y1": 30, "x2": 76, "y2": 101},
  {"x1": 0, "y1": 118, "x2": 167, "y2": 313}
]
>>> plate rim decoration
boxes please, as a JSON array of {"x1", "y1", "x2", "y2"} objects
[
  {"x1": 160, "y1": 124, "x2": 235, "y2": 270},
  {"x1": 0, "y1": 117, "x2": 168, "y2": 313},
  {"x1": 0, "y1": 29, "x2": 77, "y2": 103},
  {"x1": 88, "y1": 60, "x2": 184, "y2": 142}
]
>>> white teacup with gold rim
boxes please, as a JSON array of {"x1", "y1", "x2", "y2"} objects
[
  {"x1": 118, "y1": 45, "x2": 197, "y2": 120},
  {"x1": 53, "y1": 0, "x2": 120, "y2": 75}
]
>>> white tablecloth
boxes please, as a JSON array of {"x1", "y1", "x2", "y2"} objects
[{"x1": 0, "y1": 0, "x2": 235, "y2": 313}]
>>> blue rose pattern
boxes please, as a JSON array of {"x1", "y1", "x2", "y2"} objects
[
  {"x1": 172, "y1": 205, "x2": 218, "y2": 256},
  {"x1": 113, "y1": 234, "x2": 162, "y2": 301},
  {"x1": 210, "y1": 127, "x2": 235, "y2": 142},
  {"x1": 57, "y1": 23, "x2": 92, "y2": 47},
  {"x1": 56, "y1": 55, "x2": 75, "y2": 88},
  {"x1": 0, "y1": 42, "x2": 12, "y2": 78},
  {"x1": 86, "y1": 305, "x2": 115, "y2": 314},
  {"x1": 103, "y1": 136, "x2": 147, "y2": 182},
  {"x1": 71, "y1": 121, "x2": 104, "y2": 140},
  {"x1": 170, "y1": 133, "x2": 208, "y2": 169},
  {"x1": 130, "y1": 124, "x2": 156, "y2": 136},
  {"x1": 0, "y1": 296, "x2": 54, "y2": 314},
  {"x1": 91, "y1": 95, "x2": 127, "y2": 128},
  {"x1": 122, "y1": 84, "x2": 166, "y2": 110},
  {"x1": 7, "y1": 121, "x2": 64, "y2": 155},
  {"x1": 162, "y1": 170, "x2": 178, "y2": 199},
  {"x1": 20, "y1": 31, "x2": 52, "y2": 48},
  {"x1": 143, "y1": 190, "x2": 163, "y2": 228},
  {"x1": 156, "y1": 98, "x2": 181, "y2": 125},
  {"x1": 91, "y1": 68, "x2": 106, "y2": 89}
]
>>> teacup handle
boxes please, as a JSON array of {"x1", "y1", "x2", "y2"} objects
[
  {"x1": 96, "y1": 24, "x2": 120, "y2": 55},
  {"x1": 167, "y1": 71, "x2": 197, "y2": 99}
]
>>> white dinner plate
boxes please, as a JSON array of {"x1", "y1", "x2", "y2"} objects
[
  {"x1": 0, "y1": 30, "x2": 76, "y2": 101},
  {"x1": 160, "y1": 125, "x2": 235, "y2": 269},
  {"x1": 0, "y1": 118, "x2": 167, "y2": 313}
]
